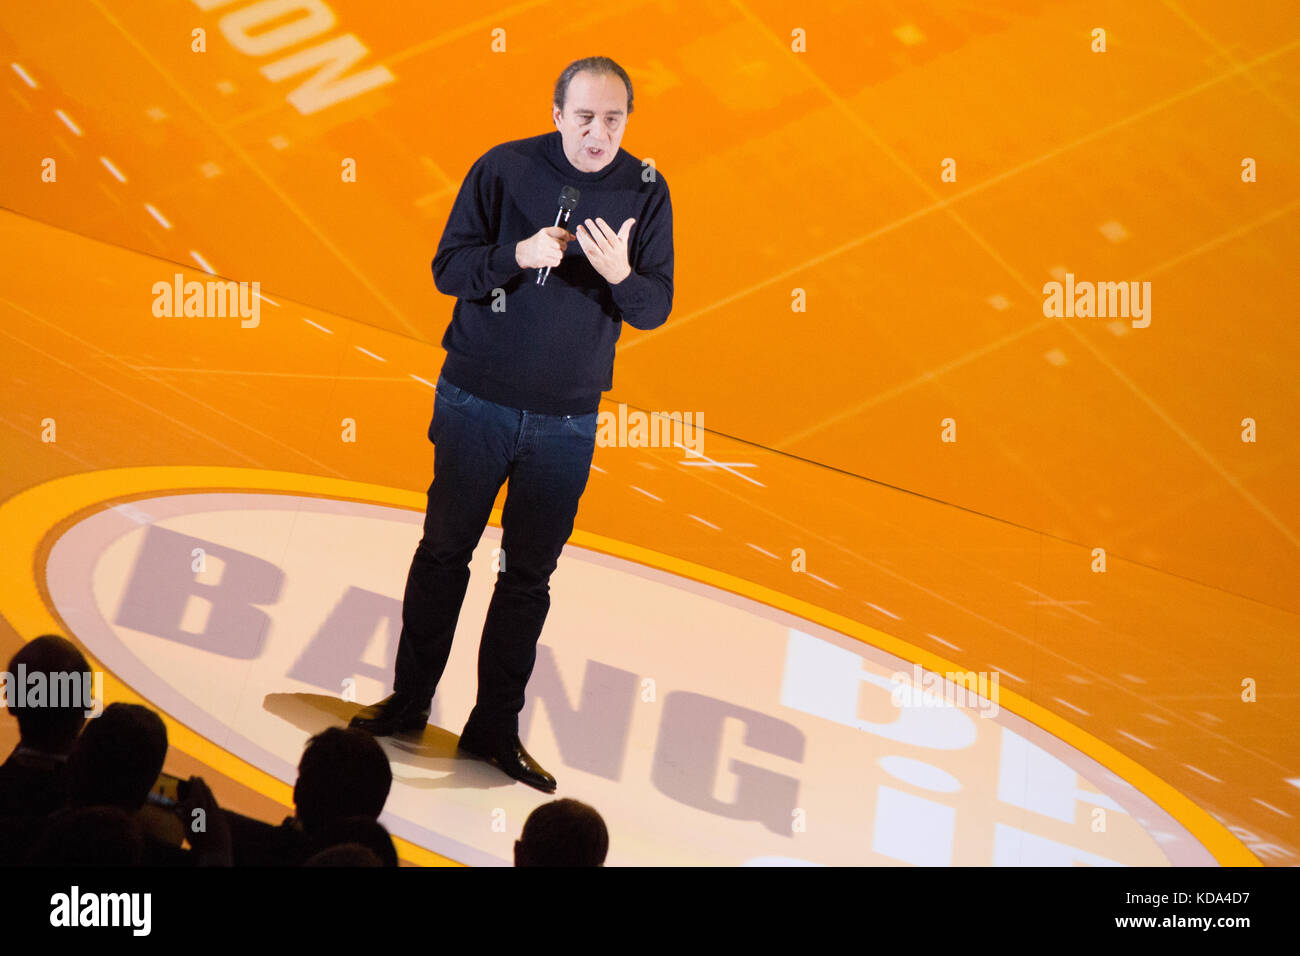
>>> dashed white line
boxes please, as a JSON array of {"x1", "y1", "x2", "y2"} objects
[
  {"x1": 687, "y1": 513, "x2": 719, "y2": 530},
  {"x1": 145, "y1": 204, "x2": 171, "y2": 230},
  {"x1": 1065, "y1": 674, "x2": 1090, "y2": 684},
  {"x1": 1197, "y1": 711, "x2": 1223, "y2": 724},
  {"x1": 1054, "y1": 697, "x2": 1090, "y2": 716},
  {"x1": 671, "y1": 442, "x2": 764, "y2": 487},
  {"x1": 99, "y1": 156, "x2": 126, "y2": 183},
  {"x1": 1184, "y1": 763, "x2": 1222, "y2": 783},
  {"x1": 302, "y1": 318, "x2": 333, "y2": 334},
  {"x1": 991, "y1": 665, "x2": 1024, "y2": 683},
  {"x1": 255, "y1": 290, "x2": 279, "y2": 307},
  {"x1": 927, "y1": 633, "x2": 961, "y2": 651},
  {"x1": 1142, "y1": 713, "x2": 1172, "y2": 725},
  {"x1": 1120, "y1": 673, "x2": 1146, "y2": 684},
  {"x1": 189, "y1": 250, "x2": 216, "y2": 274},
  {"x1": 11, "y1": 62, "x2": 38, "y2": 89},
  {"x1": 409, "y1": 374, "x2": 435, "y2": 388},
  {"x1": 746, "y1": 542, "x2": 779, "y2": 560},
  {"x1": 864, "y1": 601, "x2": 900, "y2": 620},
  {"x1": 630, "y1": 485, "x2": 661, "y2": 502},
  {"x1": 1287, "y1": 777, "x2": 1300, "y2": 791},
  {"x1": 54, "y1": 108, "x2": 82, "y2": 135},
  {"x1": 590, "y1": 463, "x2": 606, "y2": 474},
  {"x1": 1117, "y1": 729, "x2": 1155, "y2": 750},
  {"x1": 354, "y1": 346, "x2": 386, "y2": 363},
  {"x1": 1252, "y1": 798, "x2": 1292, "y2": 818},
  {"x1": 805, "y1": 573, "x2": 839, "y2": 589}
]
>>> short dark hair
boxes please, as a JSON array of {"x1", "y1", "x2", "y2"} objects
[
  {"x1": 516, "y1": 798, "x2": 608, "y2": 866},
  {"x1": 67, "y1": 703, "x2": 168, "y2": 812},
  {"x1": 553, "y1": 56, "x2": 633, "y2": 115},
  {"x1": 5, "y1": 634, "x2": 92, "y2": 751},
  {"x1": 302, "y1": 843, "x2": 382, "y2": 867},
  {"x1": 293, "y1": 727, "x2": 391, "y2": 831}
]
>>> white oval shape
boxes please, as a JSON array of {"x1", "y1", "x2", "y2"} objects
[{"x1": 44, "y1": 493, "x2": 1215, "y2": 866}]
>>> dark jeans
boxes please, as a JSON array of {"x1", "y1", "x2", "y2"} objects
[{"x1": 393, "y1": 372, "x2": 599, "y2": 743}]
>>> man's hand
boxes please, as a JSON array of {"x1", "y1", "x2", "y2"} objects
[
  {"x1": 177, "y1": 775, "x2": 232, "y2": 866},
  {"x1": 515, "y1": 226, "x2": 575, "y2": 270},
  {"x1": 576, "y1": 217, "x2": 635, "y2": 285}
]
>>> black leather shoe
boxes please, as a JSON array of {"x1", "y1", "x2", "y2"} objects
[
  {"x1": 349, "y1": 693, "x2": 430, "y2": 736},
  {"x1": 457, "y1": 734, "x2": 556, "y2": 793}
]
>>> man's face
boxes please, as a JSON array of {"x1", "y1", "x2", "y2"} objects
[{"x1": 553, "y1": 70, "x2": 628, "y2": 173}]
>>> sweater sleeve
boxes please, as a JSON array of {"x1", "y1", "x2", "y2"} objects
[
  {"x1": 431, "y1": 153, "x2": 523, "y2": 300},
  {"x1": 610, "y1": 183, "x2": 674, "y2": 331}
]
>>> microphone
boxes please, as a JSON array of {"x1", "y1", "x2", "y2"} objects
[{"x1": 538, "y1": 186, "x2": 580, "y2": 286}]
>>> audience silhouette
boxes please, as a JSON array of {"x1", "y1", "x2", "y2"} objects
[
  {"x1": 65, "y1": 702, "x2": 231, "y2": 865},
  {"x1": 515, "y1": 798, "x2": 608, "y2": 866},
  {"x1": 26, "y1": 805, "x2": 144, "y2": 867},
  {"x1": 0, "y1": 635, "x2": 91, "y2": 818},
  {"x1": 2, "y1": 638, "x2": 612, "y2": 867},
  {"x1": 1, "y1": 636, "x2": 93, "y2": 863},
  {"x1": 303, "y1": 843, "x2": 383, "y2": 867},
  {"x1": 226, "y1": 727, "x2": 393, "y2": 866}
]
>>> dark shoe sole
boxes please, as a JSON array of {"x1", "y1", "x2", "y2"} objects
[
  {"x1": 351, "y1": 719, "x2": 428, "y2": 737},
  {"x1": 350, "y1": 710, "x2": 430, "y2": 736},
  {"x1": 457, "y1": 740, "x2": 556, "y2": 793}
]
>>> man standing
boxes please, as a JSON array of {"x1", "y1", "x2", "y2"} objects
[{"x1": 351, "y1": 56, "x2": 673, "y2": 793}]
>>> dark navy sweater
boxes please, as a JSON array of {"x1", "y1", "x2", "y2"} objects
[{"x1": 432, "y1": 130, "x2": 674, "y2": 415}]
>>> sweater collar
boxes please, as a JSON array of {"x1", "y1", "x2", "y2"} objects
[{"x1": 544, "y1": 130, "x2": 627, "y2": 182}]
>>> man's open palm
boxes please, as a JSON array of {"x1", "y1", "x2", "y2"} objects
[{"x1": 576, "y1": 216, "x2": 635, "y2": 285}]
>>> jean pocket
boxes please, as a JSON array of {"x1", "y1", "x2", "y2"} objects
[
  {"x1": 562, "y1": 410, "x2": 600, "y2": 440},
  {"x1": 435, "y1": 375, "x2": 474, "y2": 408}
]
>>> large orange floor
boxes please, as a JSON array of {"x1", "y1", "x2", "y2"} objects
[{"x1": 0, "y1": 1, "x2": 1296, "y2": 864}]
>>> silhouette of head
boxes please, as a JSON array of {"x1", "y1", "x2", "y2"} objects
[
  {"x1": 293, "y1": 727, "x2": 391, "y2": 832},
  {"x1": 66, "y1": 703, "x2": 167, "y2": 812},
  {"x1": 515, "y1": 798, "x2": 608, "y2": 866},
  {"x1": 302, "y1": 843, "x2": 383, "y2": 867},
  {"x1": 27, "y1": 806, "x2": 144, "y2": 866},
  {"x1": 305, "y1": 816, "x2": 397, "y2": 867},
  {"x1": 4, "y1": 634, "x2": 92, "y2": 753}
]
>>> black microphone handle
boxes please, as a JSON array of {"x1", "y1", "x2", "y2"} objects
[{"x1": 537, "y1": 207, "x2": 568, "y2": 286}]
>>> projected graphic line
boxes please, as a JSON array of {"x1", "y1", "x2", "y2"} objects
[{"x1": 605, "y1": 397, "x2": 1299, "y2": 618}]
